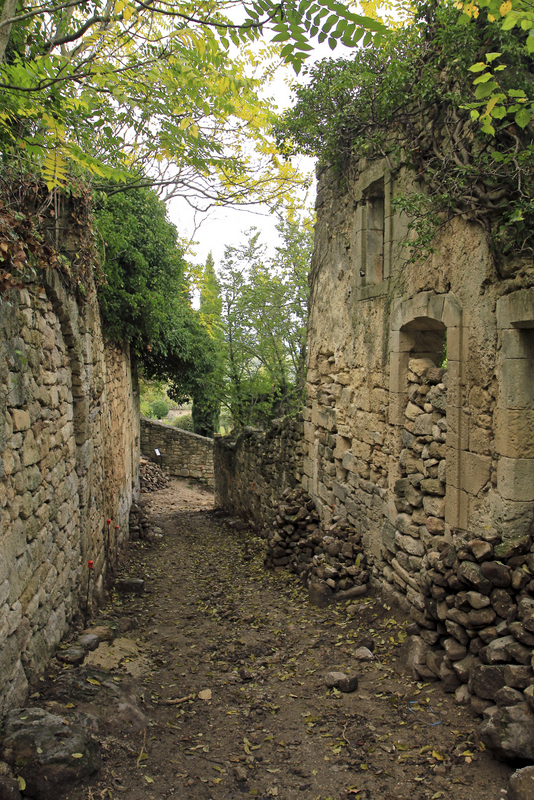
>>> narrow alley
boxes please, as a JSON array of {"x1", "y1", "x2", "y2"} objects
[{"x1": 27, "y1": 479, "x2": 511, "y2": 800}]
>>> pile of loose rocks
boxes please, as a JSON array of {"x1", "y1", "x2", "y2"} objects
[
  {"x1": 128, "y1": 501, "x2": 151, "y2": 541},
  {"x1": 139, "y1": 458, "x2": 170, "y2": 492},
  {"x1": 401, "y1": 529, "x2": 534, "y2": 761},
  {"x1": 263, "y1": 487, "x2": 370, "y2": 601}
]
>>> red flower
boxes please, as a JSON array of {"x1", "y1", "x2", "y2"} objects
[{"x1": 106, "y1": 518, "x2": 111, "y2": 525}]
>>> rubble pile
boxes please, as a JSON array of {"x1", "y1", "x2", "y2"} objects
[
  {"x1": 263, "y1": 487, "x2": 370, "y2": 597},
  {"x1": 139, "y1": 459, "x2": 170, "y2": 492},
  {"x1": 128, "y1": 502, "x2": 150, "y2": 541}
]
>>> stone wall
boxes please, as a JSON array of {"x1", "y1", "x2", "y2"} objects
[
  {"x1": 0, "y1": 267, "x2": 139, "y2": 716},
  {"x1": 140, "y1": 418, "x2": 214, "y2": 487},
  {"x1": 302, "y1": 156, "x2": 534, "y2": 723},
  {"x1": 214, "y1": 416, "x2": 305, "y2": 524}
]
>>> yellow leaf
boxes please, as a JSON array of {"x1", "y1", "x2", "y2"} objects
[
  {"x1": 432, "y1": 750, "x2": 445, "y2": 761},
  {"x1": 71, "y1": 753, "x2": 83, "y2": 759},
  {"x1": 500, "y1": 0, "x2": 512, "y2": 14},
  {"x1": 65, "y1": 703, "x2": 75, "y2": 709},
  {"x1": 17, "y1": 777, "x2": 26, "y2": 791},
  {"x1": 87, "y1": 678, "x2": 100, "y2": 686},
  {"x1": 145, "y1": 776, "x2": 154, "y2": 783}
]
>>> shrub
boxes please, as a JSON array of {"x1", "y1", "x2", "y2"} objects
[{"x1": 150, "y1": 400, "x2": 169, "y2": 420}]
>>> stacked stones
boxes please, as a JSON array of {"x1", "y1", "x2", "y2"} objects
[
  {"x1": 128, "y1": 502, "x2": 150, "y2": 541},
  {"x1": 214, "y1": 416, "x2": 305, "y2": 526},
  {"x1": 139, "y1": 459, "x2": 170, "y2": 492},
  {"x1": 409, "y1": 532, "x2": 534, "y2": 701},
  {"x1": 385, "y1": 358, "x2": 447, "y2": 594},
  {"x1": 263, "y1": 488, "x2": 370, "y2": 595}
]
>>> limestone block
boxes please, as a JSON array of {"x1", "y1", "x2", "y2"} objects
[
  {"x1": 497, "y1": 457, "x2": 534, "y2": 502},
  {"x1": 423, "y1": 495, "x2": 445, "y2": 519},
  {"x1": 460, "y1": 451, "x2": 491, "y2": 496},
  {"x1": 500, "y1": 359, "x2": 534, "y2": 409},
  {"x1": 413, "y1": 413, "x2": 434, "y2": 436},
  {"x1": 495, "y1": 409, "x2": 534, "y2": 458},
  {"x1": 11, "y1": 410, "x2": 30, "y2": 432}
]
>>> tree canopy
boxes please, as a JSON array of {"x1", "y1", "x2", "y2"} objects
[
  {"x1": 0, "y1": 0, "x2": 385, "y2": 207},
  {"x1": 94, "y1": 186, "x2": 217, "y2": 402}
]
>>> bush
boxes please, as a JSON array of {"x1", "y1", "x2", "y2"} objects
[
  {"x1": 150, "y1": 400, "x2": 169, "y2": 420},
  {"x1": 172, "y1": 414, "x2": 194, "y2": 431}
]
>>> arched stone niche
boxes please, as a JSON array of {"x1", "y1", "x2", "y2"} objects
[
  {"x1": 389, "y1": 292, "x2": 466, "y2": 533},
  {"x1": 495, "y1": 288, "x2": 534, "y2": 538}
]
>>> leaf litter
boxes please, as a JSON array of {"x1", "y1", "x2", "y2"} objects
[{"x1": 31, "y1": 478, "x2": 512, "y2": 800}]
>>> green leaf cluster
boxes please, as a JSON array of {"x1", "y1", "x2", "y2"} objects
[
  {"x1": 275, "y1": 0, "x2": 534, "y2": 263},
  {"x1": 94, "y1": 187, "x2": 216, "y2": 402}
]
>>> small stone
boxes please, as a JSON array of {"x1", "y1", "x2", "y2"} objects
[
  {"x1": 233, "y1": 766, "x2": 248, "y2": 782},
  {"x1": 353, "y1": 647, "x2": 374, "y2": 661},
  {"x1": 494, "y1": 687, "x2": 524, "y2": 707},
  {"x1": 505, "y1": 665, "x2": 534, "y2": 690},
  {"x1": 509, "y1": 765, "x2": 534, "y2": 800},
  {"x1": 471, "y1": 664, "x2": 507, "y2": 699},
  {"x1": 78, "y1": 635, "x2": 100, "y2": 652},
  {"x1": 455, "y1": 684, "x2": 471, "y2": 705},
  {"x1": 118, "y1": 617, "x2": 138, "y2": 633},
  {"x1": 83, "y1": 626, "x2": 115, "y2": 642},
  {"x1": 480, "y1": 561, "x2": 511, "y2": 588},
  {"x1": 479, "y1": 703, "x2": 534, "y2": 760},
  {"x1": 239, "y1": 668, "x2": 252, "y2": 682},
  {"x1": 466, "y1": 591, "x2": 490, "y2": 609},
  {"x1": 480, "y1": 635, "x2": 515, "y2": 664},
  {"x1": 443, "y1": 637, "x2": 467, "y2": 661},
  {"x1": 56, "y1": 646, "x2": 86, "y2": 666},
  {"x1": 308, "y1": 581, "x2": 333, "y2": 608},
  {"x1": 324, "y1": 671, "x2": 358, "y2": 693}
]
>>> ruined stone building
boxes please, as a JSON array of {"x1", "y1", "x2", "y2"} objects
[{"x1": 216, "y1": 153, "x2": 534, "y2": 729}]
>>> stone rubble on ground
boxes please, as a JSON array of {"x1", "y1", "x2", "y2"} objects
[
  {"x1": 139, "y1": 458, "x2": 170, "y2": 492},
  {"x1": 262, "y1": 486, "x2": 370, "y2": 605}
]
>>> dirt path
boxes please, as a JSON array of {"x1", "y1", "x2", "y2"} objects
[{"x1": 37, "y1": 478, "x2": 511, "y2": 800}]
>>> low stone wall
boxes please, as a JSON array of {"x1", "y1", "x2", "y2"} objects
[
  {"x1": 0, "y1": 269, "x2": 139, "y2": 717},
  {"x1": 214, "y1": 415, "x2": 304, "y2": 525},
  {"x1": 140, "y1": 418, "x2": 214, "y2": 487}
]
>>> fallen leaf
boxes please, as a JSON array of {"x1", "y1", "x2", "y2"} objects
[
  {"x1": 17, "y1": 777, "x2": 26, "y2": 792},
  {"x1": 198, "y1": 689, "x2": 212, "y2": 701},
  {"x1": 71, "y1": 753, "x2": 83, "y2": 759}
]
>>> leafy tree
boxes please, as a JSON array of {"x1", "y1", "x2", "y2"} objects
[
  {"x1": 192, "y1": 252, "x2": 224, "y2": 436},
  {"x1": 150, "y1": 399, "x2": 169, "y2": 420},
  {"x1": 94, "y1": 186, "x2": 217, "y2": 402},
  {"x1": 0, "y1": 0, "x2": 385, "y2": 202},
  {"x1": 276, "y1": 1, "x2": 534, "y2": 265},
  {"x1": 217, "y1": 214, "x2": 312, "y2": 428}
]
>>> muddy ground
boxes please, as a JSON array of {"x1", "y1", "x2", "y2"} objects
[{"x1": 30, "y1": 478, "x2": 512, "y2": 800}]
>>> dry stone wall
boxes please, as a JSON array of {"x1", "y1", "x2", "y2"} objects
[
  {"x1": 0, "y1": 267, "x2": 139, "y2": 717},
  {"x1": 140, "y1": 418, "x2": 214, "y2": 487},
  {"x1": 214, "y1": 416, "x2": 304, "y2": 524}
]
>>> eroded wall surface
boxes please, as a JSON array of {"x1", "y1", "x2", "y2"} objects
[
  {"x1": 214, "y1": 417, "x2": 305, "y2": 524},
  {"x1": 140, "y1": 418, "x2": 214, "y2": 487},
  {"x1": 303, "y1": 158, "x2": 534, "y2": 700},
  {"x1": 0, "y1": 268, "x2": 139, "y2": 715}
]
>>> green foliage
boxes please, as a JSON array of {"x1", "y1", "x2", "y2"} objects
[
  {"x1": 216, "y1": 214, "x2": 312, "y2": 429},
  {"x1": 0, "y1": 0, "x2": 384, "y2": 202},
  {"x1": 276, "y1": 1, "x2": 534, "y2": 264},
  {"x1": 150, "y1": 400, "x2": 170, "y2": 420},
  {"x1": 172, "y1": 413, "x2": 194, "y2": 431},
  {"x1": 94, "y1": 187, "x2": 216, "y2": 402},
  {"x1": 191, "y1": 252, "x2": 223, "y2": 436}
]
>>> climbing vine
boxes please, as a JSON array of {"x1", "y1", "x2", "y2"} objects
[{"x1": 275, "y1": 1, "x2": 534, "y2": 267}]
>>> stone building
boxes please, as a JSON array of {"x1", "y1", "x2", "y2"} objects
[{"x1": 304, "y1": 158, "x2": 534, "y2": 592}]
